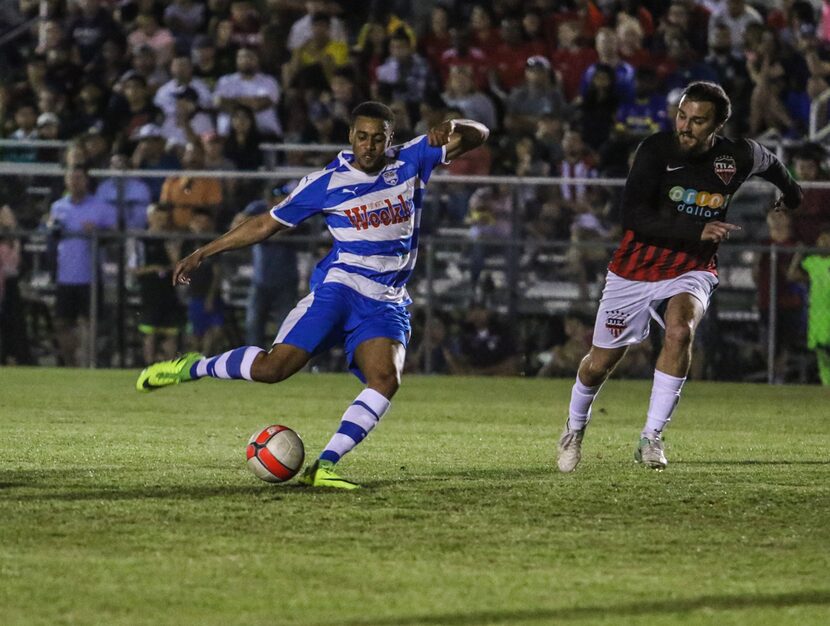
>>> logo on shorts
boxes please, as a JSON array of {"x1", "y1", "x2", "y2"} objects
[
  {"x1": 714, "y1": 155, "x2": 736, "y2": 185},
  {"x1": 382, "y1": 169, "x2": 398, "y2": 186},
  {"x1": 605, "y1": 309, "x2": 628, "y2": 338}
]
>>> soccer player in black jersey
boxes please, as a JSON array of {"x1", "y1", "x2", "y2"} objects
[{"x1": 557, "y1": 81, "x2": 803, "y2": 471}]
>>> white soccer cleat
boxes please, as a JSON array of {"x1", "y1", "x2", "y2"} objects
[
  {"x1": 635, "y1": 436, "x2": 668, "y2": 470},
  {"x1": 557, "y1": 423, "x2": 585, "y2": 473}
]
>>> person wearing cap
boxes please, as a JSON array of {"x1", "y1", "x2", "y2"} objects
[
  {"x1": 105, "y1": 71, "x2": 164, "y2": 152},
  {"x1": 35, "y1": 112, "x2": 62, "y2": 162},
  {"x1": 161, "y1": 85, "x2": 216, "y2": 151},
  {"x1": 504, "y1": 54, "x2": 567, "y2": 135},
  {"x1": 130, "y1": 123, "x2": 181, "y2": 201},
  {"x1": 230, "y1": 182, "x2": 301, "y2": 347}
]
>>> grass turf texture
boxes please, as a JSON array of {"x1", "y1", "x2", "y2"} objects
[{"x1": 0, "y1": 369, "x2": 828, "y2": 626}]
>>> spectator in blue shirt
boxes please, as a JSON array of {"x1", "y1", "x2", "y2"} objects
[
  {"x1": 230, "y1": 181, "x2": 300, "y2": 348},
  {"x1": 47, "y1": 166, "x2": 117, "y2": 366},
  {"x1": 95, "y1": 153, "x2": 153, "y2": 230}
]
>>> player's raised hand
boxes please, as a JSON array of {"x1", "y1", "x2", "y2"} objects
[
  {"x1": 172, "y1": 251, "x2": 202, "y2": 286},
  {"x1": 700, "y1": 221, "x2": 741, "y2": 242},
  {"x1": 427, "y1": 120, "x2": 455, "y2": 147}
]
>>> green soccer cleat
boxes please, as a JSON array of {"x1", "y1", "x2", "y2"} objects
[
  {"x1": 297, "y1": 460, "x2": 360, "y2": 490},
  {"x1": 136, "y1": 352, "x2": 204, "y2": 392},
  {"x1": 635, "y1": 435, "x2": 668, "y2": 470}
]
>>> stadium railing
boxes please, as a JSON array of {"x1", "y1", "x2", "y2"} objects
[{"x1": 0, "y1": 160, "x2": 825, "y2": 384}]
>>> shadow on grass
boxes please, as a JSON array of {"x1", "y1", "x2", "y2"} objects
[
  {"x1": 337, "y1": 590, "x2": 830, "y2": 625},
  {"x1": 677, "y1": 460, "x2": 830, "y2": 465},
  {"x1": 0, "y1": 469, "x2": 320, "y2": 500}
]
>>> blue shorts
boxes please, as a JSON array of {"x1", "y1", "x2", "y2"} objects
[
  {"x1": 188, "y1": 297, "x2": 224, "y2": 337},
  {"x1": 274, "y1": 283, "x2": 410, "y2": 382}
]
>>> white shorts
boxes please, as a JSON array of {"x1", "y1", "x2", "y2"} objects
[{"x1": 591, "y1": 270, "x2": 718, "y2": 349}]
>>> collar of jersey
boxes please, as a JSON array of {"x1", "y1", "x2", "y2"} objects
[{"x1": 335, "y1": 149, "x2": 394, "y2": 179}]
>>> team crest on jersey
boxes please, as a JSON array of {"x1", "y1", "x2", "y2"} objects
[
  {"x1": 605, "y1": 309, "x2": 628, "y2": 338},
  {"x1": 714, "y1": 155, "x2": 736, "y2": 185},
  {"x1": 382, "y1": 169, "x2": 398, "y2": 186}
]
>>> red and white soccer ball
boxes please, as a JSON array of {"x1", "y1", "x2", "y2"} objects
[{"x1": 246, "y1": 425, "x2": 305, "y2": 483}]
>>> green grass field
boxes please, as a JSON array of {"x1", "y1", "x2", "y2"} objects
[{"x1": 0, "y1": 369, "x2": 828, "y2": 625}]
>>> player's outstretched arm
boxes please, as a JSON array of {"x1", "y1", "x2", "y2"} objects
[
  {"x1": 173, "y1": 213, "x2": 287, "y2": 285},
  {"x1": 428, "y1": 119, "x2": 490, "y2": 161}
]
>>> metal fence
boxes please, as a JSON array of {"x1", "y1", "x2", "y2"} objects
[{"x1": 0, "y1": 161, "x2": 827, "y2": 384}]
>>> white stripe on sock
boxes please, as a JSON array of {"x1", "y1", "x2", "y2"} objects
[
  {"x1": 214, "y1": 352, "x2": 231, "y2": 378},
  {"x1": 195, "y1": 358, "x2": 209, "y2": 378},
  {"x1": 342, "y1": 405, "x2": 378, "y2": 431},
  {"x1": 240, "y1": 346, "x2": 264, "y2": 381}
]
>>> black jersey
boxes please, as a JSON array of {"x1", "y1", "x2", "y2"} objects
[{"x1": 608, "y1": 131, "x2": 802, "y2": 281}]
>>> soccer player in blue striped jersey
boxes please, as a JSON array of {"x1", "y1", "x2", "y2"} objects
[{"x1": 137, "y1": 101, "x2": 489, "y2": 489}]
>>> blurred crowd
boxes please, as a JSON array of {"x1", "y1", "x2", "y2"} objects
[{"x1": 0, "y1": 0, "x2": 829, "y2": 380}]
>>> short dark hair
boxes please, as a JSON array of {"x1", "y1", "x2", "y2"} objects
[
  {"x1": 680, "y1": 81, "x2": 732, "y2": 126},
  {"x1": 350, "y1": 101, "x2": 395, "y2": 126}
]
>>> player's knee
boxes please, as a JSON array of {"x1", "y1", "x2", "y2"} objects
[
  {"x1": 367, "y1": 368, "x2": 400, "y2": 397},
  {"x1": 580, "y1": 354, "x2": 611, "y2": 385},
  {"x1": 664, "y1": 322, "x2": 694, "y2": 349},
  {"x1": 252, "y1": 355, "x2": 291, "y2": 384}
]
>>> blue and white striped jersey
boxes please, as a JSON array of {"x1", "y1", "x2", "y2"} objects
[{"x1": 270, "y1": 135, "x2": 447, "y2": 305}]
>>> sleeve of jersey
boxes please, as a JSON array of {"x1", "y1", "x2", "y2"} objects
[
  {"x1": 410, "y1": 135, "x2": 447, "y2": 183},
  {"x1": 747, "y1": 139, "x2": 803, "y2": 209},
  {"x1": 268, "y1": 174, "x2": 325, "y2": 227},
  {"x1": 622, "y1": 137, "x2": 705, "y2": 242}
]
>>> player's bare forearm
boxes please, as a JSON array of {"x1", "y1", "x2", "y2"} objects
[
  {"x1": 429, "y1": 119, "x2": 490, "y2": 161},
  {"x1": 173, "y1": 213, "x2": 286, "y2": 285}
]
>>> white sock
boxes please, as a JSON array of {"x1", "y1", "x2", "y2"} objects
[
  {"x1": 568, "y1": 378, "x2": 602, "y2": 431},
  {"x1": 642, "y1": 369, "x2": 686, "y2": 439},
  {"x1": 319, "y1": 388, "x2": 391, "y2": 464}
]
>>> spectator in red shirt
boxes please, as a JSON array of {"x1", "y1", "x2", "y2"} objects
[
  {"x1": 418, "y1": 4, "x2": 452, "y2": 75},
  {"x1": 489, "y1": 17, "x2": 539, "y2": 98},
  {"x1": 469, "y1": 4, "x2": 501, "y2": 59},
  {"x1": 617, "y1": 15, "x2": 654, "y2": 69},
  {"x1": 440, "y1": 27, "x2": 489, "y2": 91},
  {"x1": 551, "y1": 20, "x2": 598, "y2": 103}
]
